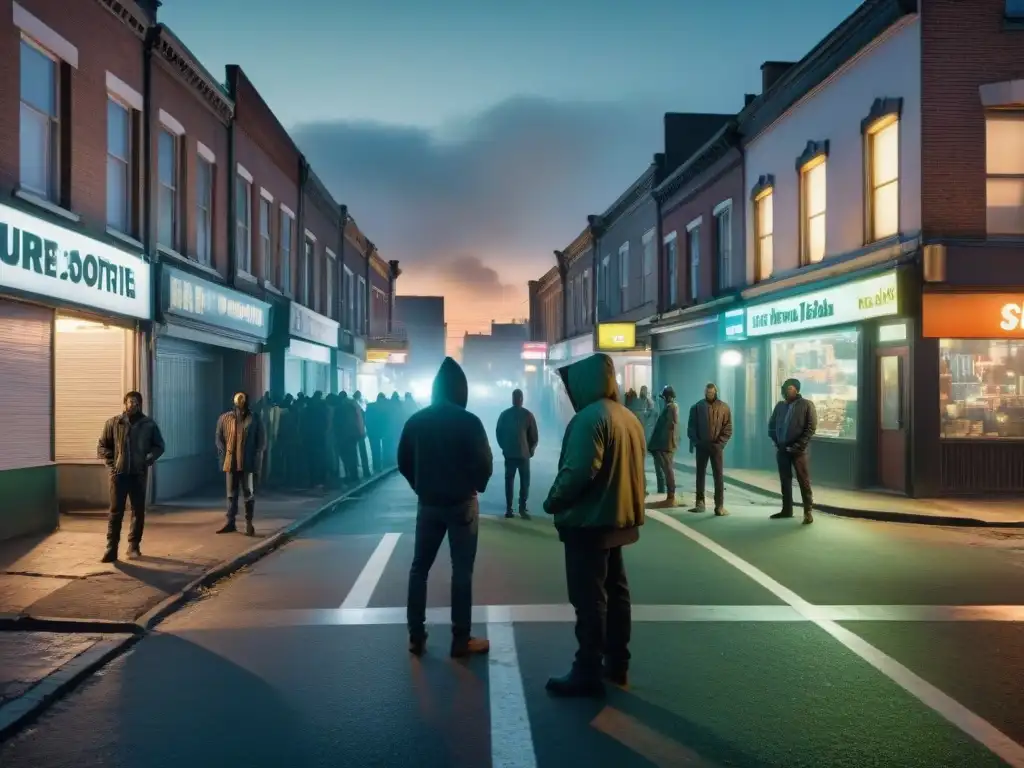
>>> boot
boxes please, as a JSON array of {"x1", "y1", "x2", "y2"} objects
[
  {"x1": 656, "y1": 494, "x2": 678, "y2": 508},
  {"x1": 770, "y1": 509, "x2": 794, "y2": 519},
  {"x1": 100, "y1": 545, "x2": 118, "y2": 563},
  {"x1": 504, "y1": 509, "x2": 515, "y2": 519},
  {"x1": 450, "y1": 636, "x2": 490, "y2": 658},
  {"x1": 409, "y1": 632, "x2": 427, "y2": 657},
  {"x1": 546, "y1": 666, "x2": 605, "y2": 698},
  {"x1": 603, "y1": 661, "x2": 629, "y2": 687},
  {"x1": 518, "y1": 507, "x2": 531, "y2": 520},
  {"x1": 126, "y1": 543, "x2": 141, "y2": 560},
  {"x1": 244, "y1": 500, "x2": 256, "y2": 536},
  {"x1": 216, "y1": 522, "x2": 237, "y2": 534},
  {"x1": 802, "y1": 508, "x2": 814, "y2": 525}
]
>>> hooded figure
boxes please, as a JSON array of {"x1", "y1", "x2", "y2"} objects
[
  {"x1": 385, "y1": 391, "x2": 405, "y2": 467},
  {"x1": 399, "y1": 357, "x2": 493, "y2": 659},
  {"x1": 215, "y1": 392, "x2": 267, "y2": 536},
  {"x1": 334, "y1": 391, "x2": 366, "y2": 484},
  {"x1": 495, "y1": 388, "x2": 539, "y2": 518},
  {"x1": 97, "y1": 390, "x2": 165, "y2": 562},
  {"x1": 647, "y1": 385, "x2": 680, "y2": 507},
  {"x1": 543, "y1": 353, "x2": 646, "y2": 698},
  {"x1": 686, "y1": 382, "x2": 733, "y2": 516},
  {"x1": 365, "y1": 393, "x2": 388, "y2": 472},
  {"x1": 768, "y1": 377, "x2": 818, "y2": 524}
]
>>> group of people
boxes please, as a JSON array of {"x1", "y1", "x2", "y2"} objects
[
  {"x1": 96, "y1": 387, "x2": 420, "y2": 562},
  {"x1": 398, "y1": 354, "x2": 820, "y2": 698}
]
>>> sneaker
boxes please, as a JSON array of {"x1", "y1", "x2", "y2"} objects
[
  {"x1": 451, "y1": 637, "x2": 490, "y2": 658},
  {"x1": 688, "y1": 503, "x2": 706, "y2": 514}
]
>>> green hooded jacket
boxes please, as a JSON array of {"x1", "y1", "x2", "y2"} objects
[{"x1": 543, "y1": 353, "x2": 646, "y2": 535}]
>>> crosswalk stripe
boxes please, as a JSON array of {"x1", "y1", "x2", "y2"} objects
[{"x1": 339, "y1": 533, "x2": 402, "y2": 610}]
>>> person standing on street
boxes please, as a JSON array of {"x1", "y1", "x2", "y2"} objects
[
  {"x1": 648, "y1": 385, "x2": 680, "y2": 507},
  {"x1": 352, "y1": 391, "x2": 372, "y2": 477},
  {"x1": 215, "y1": 392, "x2": 267, "y2": 536},
  {"x1": 544, "y1": 353, "x2": 645, "y2": 697},
  {"x1": 400, "y1": 357, "x2": 493, "y2": 658},
  {"x1": 496, "y1": 388, "x2": 539, "y2": 519},
  {"x1": 97, "y1": 391, "x2": 165, "y2": 562},
  {"x1": 686, "y1": 382, "x2": 733, "y2": 516},
  {"x1": 768, "y1": 378, "x2": 818, "y2": 525},
  {"x1": 365, "y1": 393, "x2": 388, "y2": 473}
]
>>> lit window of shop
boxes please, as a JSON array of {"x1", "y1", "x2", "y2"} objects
[
  {"x1": 985, "y1": 114, "x2": 1024, "y2": 235},
  {"x1": 800, "y1": 157, "x2": 827, "y2": 264},
  {"x1": 939, "y1": 338, "x2": 1024, "y2": 438},
  {"x1": 771, "y1": 329, "x2": 859, "y2": 439},
  {"x1": 867, "y1": 118, "x2": 899, "y2": 240},
  {"x1": 754, "y1": 188, "x2": 773, "y2": 280}
]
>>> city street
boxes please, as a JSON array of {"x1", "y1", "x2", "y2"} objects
[{"x1": 2, "y1": 446, "x2": 1024, "y2": 767}]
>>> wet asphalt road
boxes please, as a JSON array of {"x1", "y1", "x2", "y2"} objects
[{"x1": 2, "y1": 442, "x2": 1024, "y2": 767}]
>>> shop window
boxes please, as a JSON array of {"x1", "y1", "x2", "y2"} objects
[
  {"x1": 157, "y1": 129, "x2": 178, "y2": 251},
  {"x1": 939, "y1": 338, "x2": 1024, "y2": 438},
  {"x1": 985, "y1": 115, "x2": 1024, "y2": 235},
  {"x1": 20, "y1": 39, "x2": 60, "y2": 202},
  {"x1": 800, "y1": 158, "x2": 827, "y2": 264},
  {"x1": 867, "y1": 118, "x2": 899, "y2": 240},
  {"x1": 236, "y1": 173, "x2": 252, "y2": 273},
  {"x1": 106, "y1": 98, "x2": 132, "y2": 233},
  {"x1": 664, "y1": 233, "x2": 678, "y2": 308},
  {"x1": 755, "y1": 189, "x2": 773, "y2": 280},
  {"x1": 770, "y1": 329, "x2": 859, "y2": 439},
  {"x1": 195, "y1": 157, "x2": 213, "y2": 265},
  {"x1": 279, "y1": 207, "x2": 293, "y2": 293},
  {"x1": 618, "y1": 243, "x2": 630, "y2": 312}
]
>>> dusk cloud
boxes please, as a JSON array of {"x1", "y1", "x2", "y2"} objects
[{"x1": 292, "y1": 95, "x2": 667, "y2": 328}]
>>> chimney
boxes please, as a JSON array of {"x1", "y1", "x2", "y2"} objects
[
  {"x1": 744, "y1": 93, "x2": 757, "y2": 107},
  {"x1": 761, "y1": 61, "x2": 795, "y2": 93}
]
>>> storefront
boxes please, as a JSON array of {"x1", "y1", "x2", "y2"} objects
[
  {"x1": 337, "y1": 335, "x2": 363, "y2": 395},
  {"x1": 284, "y1": 303, "x2": 338, "y2": 397},
  {"x1": 921, "y1": 291, "x2": 1024, "y2": 494},
  {"x1": 0, "y1": 202, "x2": 152, "y2": 538},
  {"x1": 153, "y1": 265, "x2": 271, "y2": 501},
  {"x1": 360, "y1": 348, "x2": 405, "y2": 401},
  {"x1": 596, "y1": 322, "x2": 652, "y2": 395},
  {"x1": 739, "y1": 268, "x2": 907, "y2": 489}
]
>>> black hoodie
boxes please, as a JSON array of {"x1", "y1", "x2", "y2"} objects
[{"x1": 397, "y1": 357, "x2": 493, "y2": 507}]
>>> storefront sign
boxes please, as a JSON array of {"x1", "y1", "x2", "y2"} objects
[
  {"x1": 367, "y1": 349, "x2": 407, "y2": 364},
  {"x1": 922, "y1": 293, "x2": 1024, "y2": 338},
  {"x1": 597, "y1": 323, "x2": 636, "y2": 350},
  {"x1": 161, "y1": 266, "x2": 270, "y2": 339},
  {"x1": 290, "y1": 302, "x2": 339, "y2": 347},
  {"x1": 745, "y1": 271, "x2": 899, "y2": 338},
  {"x1": 0, "y1": 202, "x2": 150, "y2": 319},
  {"x1": 721, "y1": 309, "x2": 746, "y2": 342},
  {"x1": 521, "y1": 342, "x2": 547, "y2": 360}
]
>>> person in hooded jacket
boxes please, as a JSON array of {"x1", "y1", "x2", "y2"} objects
[
  {"x1": 543, "y1": 353, "x2": 646, "y2": 697},
  {"x1": 399, "y1": 357, "x2": 493, "y2": 659},
  {"x1": 385, "y1": 391, "x2": 405, "y2": 467},
  {"x1": 334, "y1": 391, "x2": 366, "y2": 483},
  {"x1": 495, "y1": 388, "x2": 539, "y2": 518},
  {"x1": 97, "y1": 391, "x2": 165, "y2": 562},
  {"x1": 365, "y1": 393, "x2": 388, "y2": 473}
]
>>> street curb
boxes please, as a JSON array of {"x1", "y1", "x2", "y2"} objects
[
  {"x1": 0, "y1": 469, "x2": 398, "y2": 745},
  {"x1": 0, "y1": 633, "x2": 139, "y2": 741},
  {"x1": 672, "y1": 461, "x2": 1024, "y2": 528},
  {"x1": 135, "y1": 468, "x2": 398, "y2": 631}
]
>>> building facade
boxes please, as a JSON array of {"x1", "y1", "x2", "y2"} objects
[{"x1": 0, "y1": 0, "x2": 399, "y2": 539}]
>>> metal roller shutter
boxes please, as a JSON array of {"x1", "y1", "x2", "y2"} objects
[
  {"x1": 54, "y1": 318, "x2": 134, "y2": 462},
  {"x1": 0, "y1": 301, "x2": 52, "y2": 471}
]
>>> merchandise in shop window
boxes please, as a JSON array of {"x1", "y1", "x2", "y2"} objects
[
  {"x1": 940, "y1": 339, "x2": 1024, "y2": 438},
  {"x1": 771, "y1": 330, "x2": 858, "y2": 439}
]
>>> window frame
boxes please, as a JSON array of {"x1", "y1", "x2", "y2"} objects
[
  {"x1": 195, "y1": 154, "x2": 214, "y2": 265},
  {"x1": 302, "y1": 232, "x2": 316, "y2": 307},
  {"x1": 259, "y1": 193, "x2": 273, "y2": 280},
  {"x1": 641, "y1": 229, "x2": 655, "y2": 305},
  {"x1": 343, "y1": 265, "x2": 355, "y2": 330},
  {"x1": 799, "y1": 156, "x2": 827, "y2": 265},
  {"x1": 235, "y1": 169, "x2": 253, "y2": 274},
  {"x1": 713, "y1": 200, "x2": 733, "y2": 292},
  {"x1": 686, "y1": 216, "x2": 702, "y2": 303},
  {"x1": 985, "y1": 112, "x2": 1024, "y2": 236},
  {"x1": 864, "y1": 113, "x2": 900, "y2": 243},
  {"x1": 325, "y1": 248, "x2": 336, "y2": 319},
  {"x1": 279, "y1": 206, "x2": 294, "y2": 294},
  {"x1": 357, "y1": 275, "x2": 367, "y2": 335},
  {"x1": 105, "y1": 96, "x2": 132, "y2": 233},
  {"x1": 663, "y1": 231, "x2": 678, "y2": 308},
  {"x1": 19, "y1": 37, "x2": 61, "y2": 203},
  {"x1": 156, "y1": 127, "x2": 180, "y2": 252},
  {"x1": 618, "y1": 242, "x2": 629, "y2": 312},
  {"x1": 754, "y1": 187, "x2": 774, "y2": 282}
]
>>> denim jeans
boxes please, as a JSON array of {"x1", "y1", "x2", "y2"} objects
[
  {"x1": 407, "y1": 498, "x2": 480, "y2": 640},
  {"x1": 504, "y1": 458, "x2": 531, "y2": 511}
]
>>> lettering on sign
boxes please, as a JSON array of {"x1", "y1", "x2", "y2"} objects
[
  {"x1": 290, "y1": 302, "x2": 339, "y2": 347},
  {"x1": 1001, "y1": 303, "x2": 1024, "y2": 332},
  {"x1": 2, "y1": 224, "x2": 137, "y2": 299},
  {"x1": 745, "y1": 272, "x2": 899, "y2": 337},
  {"x1": 168, "y1": 276, "x2": 267, "y2": 330}
]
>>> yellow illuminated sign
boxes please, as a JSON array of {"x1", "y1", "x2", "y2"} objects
[
  {"x1": 366, "y1": 349, "x2": 389, "y2": 363},
  {"x1": 597, "y1": 323, "x2": 636, "y2": 350}
]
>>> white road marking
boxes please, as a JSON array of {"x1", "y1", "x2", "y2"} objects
[
  {"x1": 647, "y1": 509, "x2": 1024, "y2": 767},
  {"x1": 591, "y1": 707, "x2": 708, "y2": 767},
  {"x1": 339, "y1": 532, "x2": 401, "y2": 609},
  {"x1": 486, "y1": 621, "x2": 537, "y2": 768}
]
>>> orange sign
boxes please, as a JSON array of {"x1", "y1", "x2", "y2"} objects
[{"x1": 922, "y1": 293, "x2": 1024, "y2": 338}]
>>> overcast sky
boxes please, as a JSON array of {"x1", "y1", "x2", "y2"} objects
[{"x1": 162, "y1": 0, "x2": 861, "y2": 337}]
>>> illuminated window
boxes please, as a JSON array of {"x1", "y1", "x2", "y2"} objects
[
  {"x1": 986, "y1": 115, "x2": 1024, "y2": 235},
  {"x1": 800, "y1": 159, "x2": 827, "y2": 264},
  {"x1": 866, "y1": 119, "x2": 900, "y2": 240},
  {"x1": 755, "y1": 190, "x2": 774, "y2": 280}
]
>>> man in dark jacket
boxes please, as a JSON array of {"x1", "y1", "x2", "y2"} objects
[
  {"x1": 496, "y1": 388, "x2": 539, "y2": 519},
  {"x1": 687, "y1": 382, "x2": 733, "y2": 516},
  {"x1": 400, "y1": 358, "x2": 493, "y2": 658},
  {"x1": 648, "y1": 385, "x2": 680, "y2": 507},
  {"x1": 352, "y1": 391, "x2": 372, "y2": 477},
  {"x1": 97, "y1": 391, "x2": 165, "y2": 562},
  {"x1": 544, "y1": 353, "x2": 646, "y2": 697},
  {"x1": 365, "y1": 393, "x2": 388, "y2": 473},
  {"x1": 215, "y1": 392, "x2": 268, "y2": 536},
  {"x1": 334, "y1": 391, "x2": 366, "y2": 484},
  {"x1": 768, "y1": 378, "x2": 818, "y2": 525}
]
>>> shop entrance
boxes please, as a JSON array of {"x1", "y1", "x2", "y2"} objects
[{"x1": 877, "y1": 346, "x2": 909, "y2": 492}]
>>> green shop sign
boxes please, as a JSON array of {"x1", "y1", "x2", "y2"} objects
[{"x1": 160, "y1": 265, "x2": 271, "y2": 340}]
